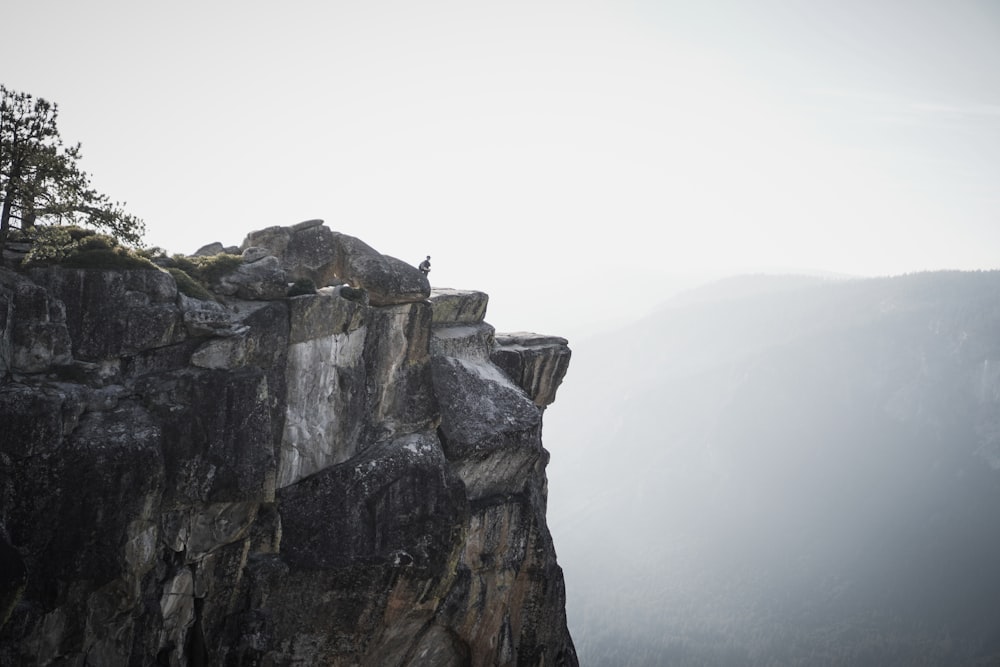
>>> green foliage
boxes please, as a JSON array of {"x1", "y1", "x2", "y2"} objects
[
  {"x1": 20, "y1": 225, "x2": 75, "y2": 266},
  {"x1": 166, "y1": 267, "x2": 216, "y2": 301},
  {"x1": 1, "y1": 85, "x2": 145, "y2": 247},
  {"x1": 58, "y1": 247, "x2": 157, "y2": 271},
  {"x1": 161, "y1": 253, "x2": 243, "y2": 300},
  {"x1": 169, "y1": 253, "x2": 243, "y2": 285},
  {"x1": 287, "y1": 278, "x2": 317, "y2": 297},
  {"x1": 21, "y1": 224, "x2": 155, "y2": 270},
  {"x1": 136, "y1": 246, "x2": 168, "y2": 261},
  {"x1": 75, "y1": 232, "x2": 116, "y2": 251}
]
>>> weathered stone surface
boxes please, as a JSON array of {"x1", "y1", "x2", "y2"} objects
[
  {"x1": 240, "y1": 245, "x2": 271, "y2": 263},
  {"x1": 0, "y1": 383, "x2": 86, "y2": 458},
  {"x1": 429, "y1": 288, "x2": 489, "y2": 326},
  {"x1": 450, "y1": 493, "x2": 577, "y2": 666},
  {"x1": 0, "y1": 530, "x2": 26, "y2": 632},
  {"x1": 243, "y1": 222, "x2": 430, "y2": 306},
  {"x1": 287, "y1": 289, "x2": 366, "y2": 344},
  {"x1": 177, "y1": 294, "x2": 241, "y2": 337},
  {"x1": 161, "y1": 502, "x2": 260, "y2": 563},
  {"x1": 27, "y1": 267, "x2": 181, "y2": 361},
  {"x1": 192, "y1": 241, "x2": 225, "y2": 256},
  {"x1": 492, "y1": 332, "x2": 572, "y2": 407},
  {"x1": 215, "y1": 255, "x2": 287, "y2": 300},
  {"x1": 279, "y1": 321, "x2": 368, "y2": 487},
  {"x1": 431, "y1": 322, "x2": 495, "y2": 361},
  {"x1": 243, "y1": 223, "x2": 335, "y2": 287},
  {"x1": 1, "y1": 269, "x2": 73, "y2": 373},
  {"x1": 433, "y1": 355, "x2": 541, "y2": 457},
  {"x1": 292, "y1": 218, "x2": 325, "y2": 232},
  {"x1": 334, "y1": 231, "x2": 430, "y2": 306},
  {"x1": 136, "y1": 368, "x2": 276, "y2": 505},
  {"x1": 1, "y1": 399, "x2": 164, "y2": 666},
  {"x1": 0, "y1": 225, "x2": 576, "y2": 667},
  {"x1": 191, "y1": 241, "x2": 240, "y2": 257},
  {"x1": 279, "y1": 433, "x2": 464, "y2": 570},
  {"x1": 431, "y1": 320, "x2": 545, "y2": 500},
  {"x1": 363, "y1": 302, "x2": 438, "y2": 438}
]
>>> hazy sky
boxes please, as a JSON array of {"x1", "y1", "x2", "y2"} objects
[{"x1": 6, "y1": 0, "x2": 1000, "y2": 333}]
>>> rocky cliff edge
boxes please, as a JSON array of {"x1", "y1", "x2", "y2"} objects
[{"x1": 0, "y1": 222, "x2": 576, "y2": 666}]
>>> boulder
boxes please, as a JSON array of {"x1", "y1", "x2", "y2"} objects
[
  {"x1": 332, "y1": 231, "x2": 430, "y2": 306},
  {"x1": 429, "y1": 288, "x2": 489, "y2": 327},
  {"x1": 242, "y1": 224, "x2": 330, "y2": 285},
  {"x1": 243, "y1": 222, "x2": 430, "y2": 306},
  {"x1": 215, "y1": 255, "x2": 287, "y2": 300},
  {"x1": 491, "y1": 332, "x2": 572, "y2": 407},
  {"x1": 431, "y1": 322, "x2": 495, "y2": 361},
  {"x1": 192, "y1": 242, "x2": 225, "y2": 257},
  {"x1": 431, "y1": 354, "x2": 544, "y2": 499},
  {"x1": 240, "y1": 246, "x2": 271, "y2": 263}
]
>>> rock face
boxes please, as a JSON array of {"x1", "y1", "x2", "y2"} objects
[
  {"x1": 242, "y1": 221, "x2": 431, "y2": 307},
  {"x1": 0, "y1": 223, "x2": 575, "y2": 666}
]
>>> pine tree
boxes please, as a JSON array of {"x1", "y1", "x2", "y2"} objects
[{"x1": 0, "y1": 86, "x2": 144, "y2": 249}]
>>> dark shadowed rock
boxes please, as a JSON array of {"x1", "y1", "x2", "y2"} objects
[
  {"x1": 492, "y1": 332, "x2": 572, "y2": 407},
  {"x1": 278, "y1": 433, "x2": 465, "y2": 570},
  {"x1": 137, "y1": 367, "x2": 276, "y2": 505},
  {"x1": 27, "y1": 267, "x2": 181, "y2": 361},
  {"x1": 0, "y1": 225, "x2": 576, "y2": 667},
  {"x1": 0, "y1": 270, "x2": 72, "y2": 373},
  {"x1": 0, "y1": 529, "x2": 26, "y2": 631}
]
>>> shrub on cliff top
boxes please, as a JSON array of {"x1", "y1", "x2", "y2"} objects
[
  {"x1": 58, "y1": 247, "x2": 157, "y2": 271},
  {"x1": 171, "y1": 253, "x2": 244, "y2": 285},
  {"x1": 166, "y1": 267, "x2": 216, "y2": 301},
  {"x1": 21, "y1": 225, "x2": 156, "y2": 270}
]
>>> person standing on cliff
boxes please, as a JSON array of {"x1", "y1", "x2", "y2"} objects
[{"x1": 418, "y1": 255, "x2": 431, "y2": 275}]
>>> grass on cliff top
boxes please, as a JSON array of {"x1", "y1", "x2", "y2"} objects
[
  {"x1": 165, "y1": 266, "x2": 217, "y2": 301},
  {"x1": 15, "y1": 226, "x2": 246, "y2": 302},
  {"x1": 158, "y1": 253, "x2": 244, "y2": 301},
  {"x1": 170, "y1": 253, "x2": 244, "y2": 285},
  {"x1": 21, "y1": 226, "x2": 158, "y2": 270}
]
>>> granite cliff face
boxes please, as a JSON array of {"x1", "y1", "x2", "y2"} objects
[{"x1": 0, "y1": 222, "x2": 576, "y2": 666}]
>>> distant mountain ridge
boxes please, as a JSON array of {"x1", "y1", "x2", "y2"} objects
[{"x1": 546, "y1": 269, "x2": 1000, "y2": 666}]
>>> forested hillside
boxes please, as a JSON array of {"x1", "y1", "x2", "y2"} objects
[{"x1": 546, "y1": 271, "x2": 1000, "y2": 666}]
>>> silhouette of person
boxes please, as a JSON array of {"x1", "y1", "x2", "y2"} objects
[{"x1": 418, "y1": 255, "x2": 431, "y2": 275}]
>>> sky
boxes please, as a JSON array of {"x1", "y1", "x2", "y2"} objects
[{"x1": 5, "y1": 0, "x2": 1000, "y2": 336}]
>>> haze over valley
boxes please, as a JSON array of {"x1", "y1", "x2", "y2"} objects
[{"x1": 546, "y1": 271, "x2": 1000, "y2": 665}]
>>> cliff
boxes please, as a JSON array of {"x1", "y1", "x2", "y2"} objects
[{"x1": 0, "y1": 221, "x2": 576, "y2": 666}]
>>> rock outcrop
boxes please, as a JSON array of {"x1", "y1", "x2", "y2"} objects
[{"x1": 0, "y1": 222, "x2": 575, "y2": 666}]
